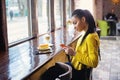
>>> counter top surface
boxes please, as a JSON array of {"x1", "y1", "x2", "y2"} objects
[{"x1": 0, "y1": 28, "x2": 78, "y2": 80}]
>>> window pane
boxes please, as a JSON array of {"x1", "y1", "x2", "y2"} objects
[
  {"x1": 38, "y1": 0, "x2": 49, "y2": 34},
  {"x1": 54, "y1": 0, "x2": 62, "y2": 29},
  {"x1": 6, "y1": 0, "x2": 30, "y2": 43},
  {"x1": 66, "y1": 0, "x2": 71, "y2": 21},
  {"x1": 66, "y1": 0, "x2": 74, "y2": 39}
]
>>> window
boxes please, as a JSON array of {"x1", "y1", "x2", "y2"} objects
[
  {"x1": 66, "y1": 0, "x2": 74, "y2": 38},
  {"x1": 66, "y1": 0, "x2": 71, "y2": 21},
  {"x1": 37, "y1": 0, "x2": 49, "y2": 34},
  {"x1": 6, "y1": 0, "x2": 31, "y2": 44},
  {"x1": 54, "y1": 0, "x2": 62, "y2": 29}
]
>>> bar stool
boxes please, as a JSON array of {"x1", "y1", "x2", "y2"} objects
[
  {"x1": 40, "y1": 62, "x2": 72, "y2": 80},
  {"x1": 55, "y1": 62, "x2": 72, "y2": 80}
]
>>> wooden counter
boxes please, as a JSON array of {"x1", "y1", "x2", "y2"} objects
[{"x1": 0, "y1": 28, "x2": 80, "y2": 80}]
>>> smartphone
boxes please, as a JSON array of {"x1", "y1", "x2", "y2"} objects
[{"x1": 60, "y1": 44, "x2": 67, "y2": 48}]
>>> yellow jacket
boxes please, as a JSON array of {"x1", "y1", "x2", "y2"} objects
[{"x1": 71, "y1": 32, "x2": 100, "y2": 70}]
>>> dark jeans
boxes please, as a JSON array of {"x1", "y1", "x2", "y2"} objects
[
  {"x1": 108, "y1": 21, "x2": 116, "y2": 36},
  {"x1": 66, "y1": 62, "x2": 92, "y2": 80}
]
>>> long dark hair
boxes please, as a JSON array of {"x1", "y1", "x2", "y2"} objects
[{"x1": 72, "y1": 9, "x2": 96, "y2": 45}]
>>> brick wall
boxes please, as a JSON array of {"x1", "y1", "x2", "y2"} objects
[
  {"x1": 103, "y1": 0, "x2": 120, "y2": 21},
  {"x1": 96, "y1": 0, "x2": 103, "y2": 20}
]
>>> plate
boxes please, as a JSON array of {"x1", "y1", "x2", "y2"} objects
[
  {"x1": 48, "y1": 43, "x2": 53, "y2": 46},
  {"x1": 36, "y1": 49, "x2": 52, "y2": 55},
  {"x1": 39, "y1": 50, "x2": 52, "y2": 53}
]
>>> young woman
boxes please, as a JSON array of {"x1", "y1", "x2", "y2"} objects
[{"x1": 64, "y1": 9, "x2": 100, "y2": 80}]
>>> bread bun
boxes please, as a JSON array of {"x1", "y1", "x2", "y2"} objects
[{"x1": 39, "y1": 44, "x2": 49, "y2": 50}]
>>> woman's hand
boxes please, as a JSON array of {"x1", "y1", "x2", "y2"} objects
[{"x1": 63, "y1": 46, "x2": 76, "y2": 56}]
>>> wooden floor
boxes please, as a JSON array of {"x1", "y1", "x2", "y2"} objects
[{"x1": 93, "y1": 36, "x2": 120, "y2": 80}]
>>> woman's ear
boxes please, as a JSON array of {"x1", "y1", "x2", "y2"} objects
[{"x1": 81, "y1": 17, "x2": 86, "y2": 23}]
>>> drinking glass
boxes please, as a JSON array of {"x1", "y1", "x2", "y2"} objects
[{"x1": 45, "y1": 34, "x2": 50, "y2": 43}]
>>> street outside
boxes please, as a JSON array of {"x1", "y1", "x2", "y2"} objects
[{"x1": 7, "y1": 16, "x2": 49, "y2": 43}]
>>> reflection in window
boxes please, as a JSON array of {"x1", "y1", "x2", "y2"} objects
[
  {"x1": 38, "y1": 0, "x2": 49, "y2": 34},
  {"x1": 54, "y1": 0, "x2": 62, "y2": 29},
  {"x1": 6, "y1": 0, "x2": 30, "y2": 43}
]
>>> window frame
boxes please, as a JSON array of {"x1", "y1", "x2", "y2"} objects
[{"x1": 0, "y1": 0, "x2": 73, "y2": 51}]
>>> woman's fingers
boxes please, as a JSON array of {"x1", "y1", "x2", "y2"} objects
[
  {"x1": 60, "y1": 44, "x2": 75, "y2": 56},
  {"x1": 64, "y1": 47, "x2": 69, "y2": 53}
]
